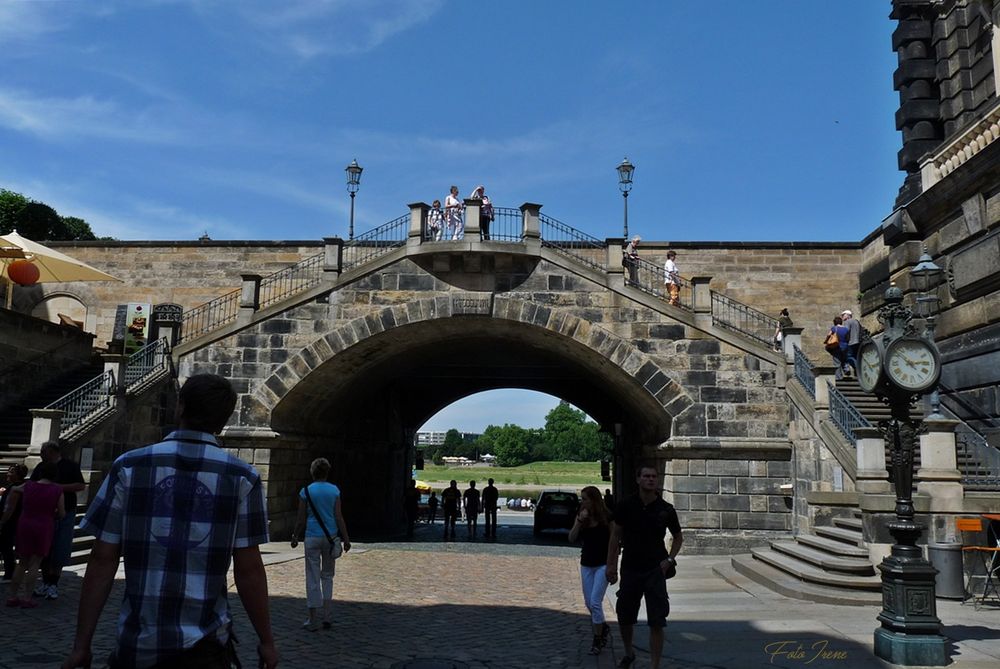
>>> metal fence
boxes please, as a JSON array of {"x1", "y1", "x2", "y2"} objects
[
  {"x1": 259, "y1": 252, "x2": 325, "y2": 309},
  {"x1": 483, "y1": 206, "x2": 524, "y2": 242},
  {"x1": 47, "y1": 369, "x2": 116, "y2": 436},
  {"x1": 710, "y1": 292, "x2": 779, "y2": 348},
  {"x1": 827, "y1": 381, "x2": 871, "y2": 446},
  {"x1": 124, "y1": 338, "x2": 170, "y2": 390},
  {"x1": 538, "y1": 213, "x2": 607, "y2": 271},
  {"x1": 793, "y1": 345, "x2": 816, "y2": 399},
  {"x1": 957, "y1": 427, "x2": 1000, "y2": 491},
  {"x1": 625, "y1": 255, "x2": 692, "y2": 310},
  {"x1": 180, "y1": 289, "x2": 240, "y2": 343},
  {"x1": 343, "y1": 213, "x2": 409, "y2": 271}
]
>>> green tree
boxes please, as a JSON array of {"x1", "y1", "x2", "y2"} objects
[
  {"x1": 0, "y1": 189, "x2": 29, "y2": 232},
  {"x1": 0, "y1": 188, "x2": 98, "y2": 240},
  {"x1": 441, "y1": 428, "x2": 465, "y2": 457},
  {"x1": 540, "y1": 401, "x2": 611, "y2": 461},
  {"x1": 481, "y1": 423, "x2": 531, "y2": 467},
  {"x1": 60, "y1": 216, "x2": 97, "y2": 241}
]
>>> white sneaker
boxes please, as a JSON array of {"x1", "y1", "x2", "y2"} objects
[{"x1": 45, "y1": 585, "x2": 58, "y2": 600}]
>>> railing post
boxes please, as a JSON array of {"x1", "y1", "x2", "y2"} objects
[
  {"x1": 102, "y1": 353, "x2": 127, "y2": 395},
  {"x1": 238, "y1": 274, "x2": 262, "y2": 324},
  {"x1": 520, "y1": 203, "x2": 542, "y2": 240},
  {"x1": 26, "y1": 408, "x2": 63, "y2": 461},
  {"x1": 855, "y1": 426, "x2": 891, "y2": 494},
  {"x1": 691, "y1": 276, "x2": 712, "y2": 313},
  {"x1": 323, "y1": 237, "x2": 343, "y2": 274},
  {"x1": 408, "y1": 202, "x2": 429, "y2": 246},
  {"x1": 916, "y1": 418, "x2": 963, "y2": 503},
  {"x1": 150, "y1": 303, "x2": 182, "y2": 349},
  {"x1": 463, "y1": 198, "x2": 481, "y2": 239},
  {"x1": 782, "y1": 326, "x2": 804, "y2": 363},
  {"x1": 813, "y1": 367, "x2": 837, "y2": 408}
]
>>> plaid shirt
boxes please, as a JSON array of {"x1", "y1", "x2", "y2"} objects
[{"x1": 82, "y1": 430, "x2": 269, "y2": 669}]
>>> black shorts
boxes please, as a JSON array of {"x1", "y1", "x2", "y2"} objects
[{"x1": 616, "y1": 566, "x2": 670, "y2": 627}]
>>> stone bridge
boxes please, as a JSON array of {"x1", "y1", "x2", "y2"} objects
[{"x1": 172, "y1": 203, "x2": 796, "y2": 548}]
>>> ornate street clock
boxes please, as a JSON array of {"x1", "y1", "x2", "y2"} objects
[
  {"x1": 883, "y1": 336, "x2": 940, "y2": 393},
  {"x1": 857, "y1": 339, "x2": 884, "y2": 394}
]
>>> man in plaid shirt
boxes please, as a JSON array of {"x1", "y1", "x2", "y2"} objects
[{"x1": 63, "y1": 374, "x2": 278, "y2": 669}]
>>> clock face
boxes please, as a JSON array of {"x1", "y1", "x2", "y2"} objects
[
  {"x1": 858, "y1": 342, "x2": 882, "y2": 393},
  {"x1": 884, "y1": 338, "x2": 939, "y2": 392}
]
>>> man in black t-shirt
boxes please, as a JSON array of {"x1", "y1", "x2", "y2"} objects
[
  {"x1": 31, "y1": 441, "x2": 86, "y2": 600},
  {"x1": 606, "y1": 464, "x2": 683, "y2": 669},
  {"x1": 481, "y1": 478, "x2": 499, "y2": 538},
  {"x1": 440, "y1": 480, "x2": 462, "y2": 540},
  {"x1": 463, "y1": 480, "x2": 481, "y2": 539}
]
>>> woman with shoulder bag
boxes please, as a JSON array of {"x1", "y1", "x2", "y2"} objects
[{"x1": 291, "y1": 457, "x2": 351, "y2": 631}]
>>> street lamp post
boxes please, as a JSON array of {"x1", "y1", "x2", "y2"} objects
[
  {"x1": 346, "y1": 159, "x2": 363, "y2": 240},
  {"x1": 859, "y1": 276, "x2": 948, "y2": 666},
  {"x1": 617, "y1": 157, "x2": 634, "y2": 240},
  {"x1": 911, "y1": 248, "x2": 944, "y2": 419}
]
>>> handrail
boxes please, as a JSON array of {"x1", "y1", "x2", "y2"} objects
[
  {"x1": 342, "y1": 213, "x2": 409, "y2": 271},
  {"x1": 827, "y1": 381, "x2": 871, "y2": 446},
  {"x1": 538, "y1": 213, "x2": 607, "y2": 271},
  {"x1": 710, "y1": 292, "x2": 779, "y2": 348},
  {"x1": 625, "y1": 255, "x2": 692, "y2": 310},
  {"x1": 956, "y1": 427, "x2": 1000, "y2": 491},
  {"x1": 259, "y1": 252, "x2": 325, "y2": 309},
  {"x1": 793, "y1": 345, "x2": 816, "y2": 399},
  {"x1": 46, "y1": 369, "x2": 116, "y2": 436},
  {"x1": 124, "y1": 338, "x2": 170, "y2": 391},
  {"x1": 179, "y1": 288, "x2": 240, "y2": 343}
]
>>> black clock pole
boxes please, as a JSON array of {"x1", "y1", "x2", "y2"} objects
[{"x1": 870, "y1": 285, "x2": 947, "y2": 666}]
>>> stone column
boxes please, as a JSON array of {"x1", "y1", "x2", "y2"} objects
[
  {"x1": 690, "y1": 276, "x2": 712, "y2": 313},
  {"x1": 407, "y1": 202, "x2": 429, "y2": 248},
  {"x1": 915, "y1": 418, "x2": 963, "y2": 502},
  {"x1": 463, "y1": 198, "x2": 481, "y2": 239},
  {"x1": 782, "y1": 326, "x2": 804, "y2": 363},
  {"x1": 102, "y1": 353, "x2": 128, "y2": 395},
  {"x1": 26, "y1": 408, "x2": 63, "y2": 469},
  {"x1": 520, "y1": 203, "x2": 542, "y2": 253},
  {"x1": 856, "y1": 426, "x2": 892, "y2": 494},
  {"x1": 812, "y1": 365, "x2": 838, "y2": 409},
  {"x1": 238, "y1": 274, "x2": 262, "y2": 325},
  {"x1": 323, "y1": 237, "x2": 343, "y2": 274},
  {"x1": 150, "y1": 303, "x2": 182, "y2": 348}
]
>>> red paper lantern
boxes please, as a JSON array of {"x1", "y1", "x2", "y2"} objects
[{"x1": 7, "y1": 260, "x2": 40, "y2": 286}]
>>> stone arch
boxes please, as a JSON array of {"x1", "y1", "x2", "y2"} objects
[
  {"x1": 256, "y1": 295, "x2": 692, "y2": 443},
  {"x1": 30, "y1": 291, "x2": 89, "y2": 331}
]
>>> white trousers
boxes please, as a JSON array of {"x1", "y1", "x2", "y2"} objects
[
  {"x1": 304, "y1": 536, "x2": 336, "y2": 609},
  {"x1": 580, "y1": 564, "x2": 608, "y2": 625}
]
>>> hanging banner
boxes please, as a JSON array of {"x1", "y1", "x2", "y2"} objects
[{"x1": 124, "y1": 302, "x2": 152, "y2": 354}]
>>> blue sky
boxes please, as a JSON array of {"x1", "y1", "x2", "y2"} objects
[{"x1": 0, "y1": 1, "x2": 903, "y2": 431}]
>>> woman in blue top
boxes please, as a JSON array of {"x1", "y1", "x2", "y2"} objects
[
  {"x1": 829, "y1": 316, "x2": 850, "y2": 380},
  {"x1": 291, "y1": 458, "x2": 351, "y2": 631}
]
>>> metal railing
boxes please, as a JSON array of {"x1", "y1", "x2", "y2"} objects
[
  {"x1": 538, "y1": 213, "x2": 607, "y2": 271},
  {"x1": 259, "y1": 252, "x2": 325, "y2": 310},
  {"x1": 710, "y1": 292, "x2": 779, "y2": 348},
  {"x1": 482, "y1": 206, "x2": 524, "y2": 242},
  {"x1": 957, "y1": 428, "x2": 1000, "y2": 491},
  {"x1": 342, "y1": 213, "x2": 409, "y2": 271},
  {"x1": 124, "y1": 338, "x2": 170, "y2": 391},
  {"x1": 180, "y1": 289, "x2": 240, "y2": 343},
  {"x1": 47, "y1": 369, "x2": 116, "y2": 436},
  {"x1": 793, "y1": 345, "x2": 816, "y2": 399},
  {"x1": 625, "y1": 255, "x2": 692, "y2": 310},
  {"x1": 827, "y1": 381, "x2": 871, "y2": 446}
]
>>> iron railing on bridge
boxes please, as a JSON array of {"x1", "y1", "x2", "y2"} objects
[
  {"x1": 793, "y1": 345, "x2": 816, "y2": 399},
  {"x1": 539, "y1": 213, "x2": 607, "y2": 271},
  {"x1": 47, "y1": 369, "x2": 116, "y2": 437},
  {"x1": 342, "y1": 213, "x2": 409, "y2": 271},
  {"x1": 124, "y1": 338, "x2": 170, "y2": 391},
  {"x1": 827, "y1": 381, "x2": 871, "y2": 446},
  {"x1": 259, "y1": 252, "x2": 325, "y2": 309},
  {"x1": 422, "y1": 206, "x2": 524, "y2": 243},
  {"x1": 625, "y1": 255, "x2": 692, "y2": 310},
  {"x1": 710, "y1": 292, "x2": 779, "y2": 348},
  {"x1": 180, "y1": 289, "x2": 240, "y2": 344}
]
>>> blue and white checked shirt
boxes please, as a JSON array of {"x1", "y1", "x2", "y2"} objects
[{"x1": 82, "y1": 430, "x2": 270, "y2": 669}]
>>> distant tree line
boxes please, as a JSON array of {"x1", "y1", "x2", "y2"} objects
[
  {"x1": 427, "y1": 402, "x2": 612, "y2": 467},
  {"x1": 1, "y1": 188, "x2": 105, "y2": 240}
]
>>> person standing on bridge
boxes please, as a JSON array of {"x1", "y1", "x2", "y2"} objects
[
  {"x1": 470, "y1": 185, "x2": 494, "y2": 241},
  {"x1": 62, "y1": 374, "x2": 278, "y2": 669},
  {"x1": 441, "y1": 480, "x2": 461, "y2": 540},
  {"x1": 663, "y1": 250, "x2": 680, "y2": 307},
  {"x1": 623, "y1": 235, "x2": 640, "y2": 286},
  {"x1": 428, "y1": 199, "x2": 444, "y2": 241},
  {"x1": 606, "y1": 463, "x2": 683, "y2": 669},
  {"x1": 463, "y1": 480, "x2": 481, "y2": 539},
  {"x1": 445, "y1": 185, "x2": 464, "y2": 240}
]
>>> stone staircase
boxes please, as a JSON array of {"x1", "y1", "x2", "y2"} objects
[{"x1": 730, "y1": 509, "x2": 881, "y2": 606}]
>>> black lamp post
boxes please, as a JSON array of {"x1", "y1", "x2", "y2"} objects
[
  {"x1": 910, "y1": 248, "x2": 944, "y2": 419},
  {"x1": 617, "y1": 157, "x2": 634, "y2": 240},
  {"x1": 346, "y1": 159, "x2": 363, "y2": 240},
  {"x1": 859, "y1": 279, "x2": 947, "y2": 665}
]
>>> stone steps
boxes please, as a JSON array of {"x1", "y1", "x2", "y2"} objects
[
  {"x1": 771, "y1": 541, "x2": 875, "y2": 574},
  {"x1": 833, "y1": 516, "x2": 863, "y2": 531},
  {"x1": 749, "y1": 547, "x2": 881, "y2": 590},
  {"x1": 730, "y1": 555, "x2": 882, "y2": 606},
  {"x1": 815, "y1": 524, "x2": 864, "y2": 546},
  {"x1": 794, "y1": 533, "x2": 869, "y2": 558}
]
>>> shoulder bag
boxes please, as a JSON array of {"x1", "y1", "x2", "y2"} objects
[{"x1": 304, "y1": 485, "x2": 343, "y2": 558}]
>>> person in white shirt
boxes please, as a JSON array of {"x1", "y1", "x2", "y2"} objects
[
  {"x1": 444, "y1": 186, "x2": 464, "y2": 240},
  {"x1": 663, "y1": 251, "x2": 680, "y2": 306}
]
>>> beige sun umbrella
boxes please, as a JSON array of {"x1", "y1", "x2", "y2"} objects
[{"x1": 1, "y1": 229, "x2": 121, "y2": 308}]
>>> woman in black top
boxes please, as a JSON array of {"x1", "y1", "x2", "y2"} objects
[{"x1": 569, "y1": 486, "x2": 612, "y2": 655}]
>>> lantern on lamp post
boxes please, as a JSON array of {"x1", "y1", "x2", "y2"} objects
[
  {"x1": 910, "y1": 248, "x2": 944, "y2": 418},
  {"x1": 616, "y1": 157, "x2": 634, "y2": 240},
  {"x1": 345, "y1": 159, "x2": 363, "y2": 240}
]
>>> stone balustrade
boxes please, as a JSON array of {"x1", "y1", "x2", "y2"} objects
[{"x1": 920, "y1": 98, "x2": 1000, "y2": 189}]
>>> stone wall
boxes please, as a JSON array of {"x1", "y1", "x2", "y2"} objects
[{"x1": 0, "y1": 309, "x2": 95, "y2": 411}]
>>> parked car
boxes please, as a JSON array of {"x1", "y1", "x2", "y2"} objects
[{"x1": 533, "y1": 490, "x2": 579, "y2": 536}]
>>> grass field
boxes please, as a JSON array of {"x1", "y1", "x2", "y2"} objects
[{"x1": 418, "y1": 461, "x2": 604, "y2": 487}]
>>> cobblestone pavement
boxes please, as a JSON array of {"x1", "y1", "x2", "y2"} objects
[{"x1": 2, "y1": 519, "x2": 999, "y2": 668}]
